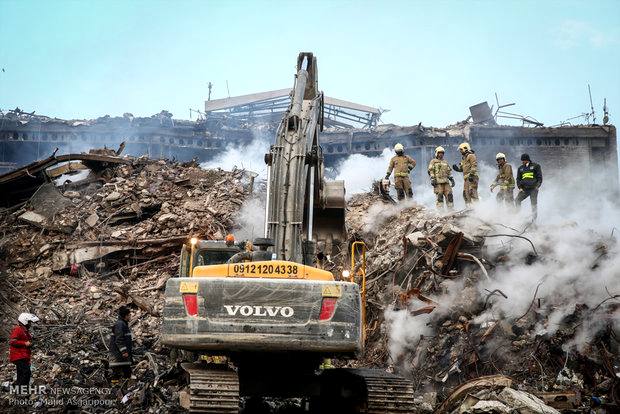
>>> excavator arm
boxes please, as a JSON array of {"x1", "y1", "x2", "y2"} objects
[{"x1": 264, "y1": 52, "x2": 346, "y2": 265}]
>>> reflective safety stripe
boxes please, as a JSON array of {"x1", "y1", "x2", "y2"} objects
[
  {"x1": 395, "y1": 172, "x2": 409, "y2": 177},
  {"x1": 521, "y1": 172, "x2": 535, "y2": 179}
]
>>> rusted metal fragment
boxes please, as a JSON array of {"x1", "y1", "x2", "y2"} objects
[
  {"x1": 399, "y1": 287, "x2": 439, "y2": 315},
  {"x1": 534, "y1": 391, "x2": 580, "y2": 410},
  {"x1": 440, "y1": 231, "x2": 463, "y2": 275},
  {"x1": 434, "y1": 375, "x2": 513, "y2": 414}
]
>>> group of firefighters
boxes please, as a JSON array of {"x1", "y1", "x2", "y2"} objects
[{"x1": 385, "y1": 142, "x2": 543, "y2": 217}]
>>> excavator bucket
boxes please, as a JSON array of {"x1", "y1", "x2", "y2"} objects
[{"x1": 311, "y1": 180, "x2": 346, "y2": 258}]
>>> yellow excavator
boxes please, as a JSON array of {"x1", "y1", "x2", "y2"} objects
[{"x1": 161, "y1": 53, "x2": 415, "y2": 413}]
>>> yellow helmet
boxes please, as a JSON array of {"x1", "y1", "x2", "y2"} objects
[
  {"x1": 458, "y1": 142, "x2": 471, "y2": 152},
  {"x1": 496, "y1": 152, "x2": 506, "y2": 160},
  {"x1": 394, "y1": 143, "x2": 404, "y2": 152},
  {"x1": 435, "y1": 146, "x2": 445, "y2": 156}
]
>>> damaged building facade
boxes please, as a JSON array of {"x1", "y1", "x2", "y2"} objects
[
  {"x1": 1, "y1": 91, "x2": 617, "y2": 189},
  {"x1": 1, "y1": 94, "x2": 618, "y2": 412}
]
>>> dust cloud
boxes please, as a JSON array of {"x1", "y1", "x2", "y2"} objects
[
  {"x1": 201, "y1": 138, "x2": 269, "y2": 179},
  {"x1": 382, "y1": 155, "x2": 620, "y2": 366},
  {"x1": 202, "y1": 140, "x2": 619, "y2": 360}
]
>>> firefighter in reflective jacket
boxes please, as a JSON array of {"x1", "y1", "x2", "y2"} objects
[
  {"x1": 109, "y1": 306, "x2": 133, "y2": 382},
  {"x1": 516, "y1": 153, "x2": 543, "y2": 219},
  {"x1": 385, "y1": 143, "x2": 416, "y2": 201},
  {"x1": 428, "y1": 146, "x2": 455, "y2": 209},
  {"x1": 490, "y1": 153, "x2": 515, "y2": 207},
  {"x1": 452, "y1": 142, "x2": 479, "y2": 205}
]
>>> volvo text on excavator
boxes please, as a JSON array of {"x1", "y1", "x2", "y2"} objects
[{"x1": 161, "y1": 53, "x2": 416, "y2": 413}]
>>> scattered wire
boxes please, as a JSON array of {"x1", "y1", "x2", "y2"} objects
[
  {"x1": 484, "y1": 289, "x2": 508, "y2": 309},
  {"x1": 483, "y1": 233, "x2": 538, "y2": 256},
  {"x1": 592, "y1": 286, "x2": 620, "y2": 312},
  {"x1": 515, "y1": 281, "x2": 544, "y2": 322}
]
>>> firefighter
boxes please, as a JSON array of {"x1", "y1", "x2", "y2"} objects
[
  {"x1": 9, "y1": 313, "x2": 39, "y2": 387},
  {"x1": 225, "y1": 234, "x2": 235, "y2": 247},
  {"x1": 490, "y1": 153, "x2": 515, "y2": 206},
  {"x1": 385, "y1": 143, "x2": 416, "y2": 201},
  {"x1": 452, "y1": 142, "x2": 479, "y2": 205},
  {"x1": 516, "y1": 153, "x2": 543, "y2": 219},
  {"x1": 428, "y1": 146, "x2": 455, "y2": 209},
  {"x1": 109, "y1": 306, "x2": 133, "y2": 382}
]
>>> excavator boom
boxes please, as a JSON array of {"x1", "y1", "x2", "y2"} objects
[
  {"x1": 265, "y1": 52, "x2": 346, "y2": 265},
  {"x1": 162, "y1": 51, "x2": 360, "y2": 359}
]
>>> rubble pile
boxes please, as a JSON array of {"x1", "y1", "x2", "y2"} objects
[
  {"x1": 0, "y1": 152, "x2": 252, "y2": 411},
  {"x1": 346, "y1": 191, "x2": 619, "y2": 412},
  {"x1": 347, "y1": 192, "x2": 486, "y2": 367}
]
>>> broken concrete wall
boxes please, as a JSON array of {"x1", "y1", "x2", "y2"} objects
[{"x1": 1, "y1": 111, "x2": 616, "y2": 191}]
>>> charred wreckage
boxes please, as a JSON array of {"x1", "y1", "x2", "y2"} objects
[{"x1": 0, "y1": 54, "x2": 618, "y2": 414}]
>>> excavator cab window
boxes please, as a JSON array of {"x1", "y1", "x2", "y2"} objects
[
  {"x1": 195, "y1": 249, "x2": 238, "y2": 266},
  {"x1": 179, "y1": 244, "x2": 190, "y2": 277}
]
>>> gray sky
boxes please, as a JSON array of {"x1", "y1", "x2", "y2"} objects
[{"x1": 1, "y1": 0, "x2": 619, "y2": 127}]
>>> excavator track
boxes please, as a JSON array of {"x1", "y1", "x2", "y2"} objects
[
  {"x1": 358, "y1": 369, "x2": 416, "y2": 413},
  {"x1": 181, "y1": 363, "x2": 240, "y2": 414},
  {"x1": 318, "y1": 368, "x2": 416, "y2": 413}
]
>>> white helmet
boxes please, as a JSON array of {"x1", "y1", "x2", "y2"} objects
[
  {"x1": 394, "y1": 143, "x2": 404, "y2": 152},
  {"x1": 18, "y1": 313, "x2": 39, "y2": 326},
  {"x1": 496, "y1": 152, "x2": 506, "y2": 160},
  {"x1": 458, "y1": 142, "x2": 471, "y2": 152},
  {"x1": 435, "y1": 146, "x2": 445, "y2": 156}
]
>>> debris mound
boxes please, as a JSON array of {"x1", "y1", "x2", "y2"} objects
[
  {"x1": 346, "y1": 191, "x2": 619, "y2": 412},
  {"x1": 0, "y1": 150, "x2": 252, "y2": 411}
]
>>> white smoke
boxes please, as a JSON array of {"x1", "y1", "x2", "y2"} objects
[
  {"x1": 385, "y1": 279, "x2": 468, "y2": 364},
  {"x1": 333, "y1": 148, "x2": 393, "y2": 196},
  {"x1": 201, "y1": 138, "x2": 269, "y2": 179},
  {"x1": 380, "y1": 157, "x2": 620, "y2": 364},
  {"x1": 332, "y1": 148, "x2": 444, "y2": 208},
  {"x1": 200, "y1": 137, "x2": 270, "y2": 243},
  {"x1": 472, "y1": 163, "x2": 620, "y2": 352},
  {"x1": 233, "y1": 196, "x2": 266, "y2": 242}
]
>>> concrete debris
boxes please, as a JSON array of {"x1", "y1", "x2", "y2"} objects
[
  {"x1": 346, "y1": 190, "x2": 619, "y2": 413},
  {"x1": 35, "y1": 266, "x2": 52, "y2": 279},
  {"x1": 497, "y1": 387, "x2": 560, "y2": 414},
  {"x1": 0, "y1": 152, "x2": 618, "y2": 413},
  {"x1": 104, "y1": 190, "x2": 123, "y2": 202},
  {"x1": 84, "y1": 212, "x2": 99, "y2": 227},
  {"x1": 18, "y1": 210, "x2": 48, "y2": 228},
  {"x1": 0, "y1": 149, "x2": 253, "y2": 412},
  {"x1": 468, "y1": 400, "x2": 510, "y2": 413}
]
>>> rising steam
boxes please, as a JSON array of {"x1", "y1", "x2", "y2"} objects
[{"x1": 383, "y1": 157, "x2": 620, "y2": 367}]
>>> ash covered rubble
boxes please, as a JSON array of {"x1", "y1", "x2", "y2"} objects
[
  {"x1": 345, "y1": 190, "x2": 619, "y2": 413},
  {"x1": 0, "y1": 147, "x2": 253, "y2": 412},
  {"x1": 0, "y1": 146, "x2": 618, "y2": 414}
]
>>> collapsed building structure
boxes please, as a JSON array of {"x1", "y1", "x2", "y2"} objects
[
  {"x1": 0, "y1": 150, "x2": 255, "y2": 412},
  {"x1": 1, "y1": 156, "x2": 618, "y2": 412},
  {"x1": 1, "y1": 92, "x2": 617, "y2": 189},
  {"x1": 0, "y1": 89, "x2": 618, "y2": 412}
]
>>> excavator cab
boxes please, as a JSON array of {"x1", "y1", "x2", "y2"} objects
[{"x1": 178, "y1": 238, "x2": 241, "y2": 277}]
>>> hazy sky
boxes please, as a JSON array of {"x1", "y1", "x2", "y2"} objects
[{"x1": 1, "y1": 0, "x2": 619, "y2": 127}]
